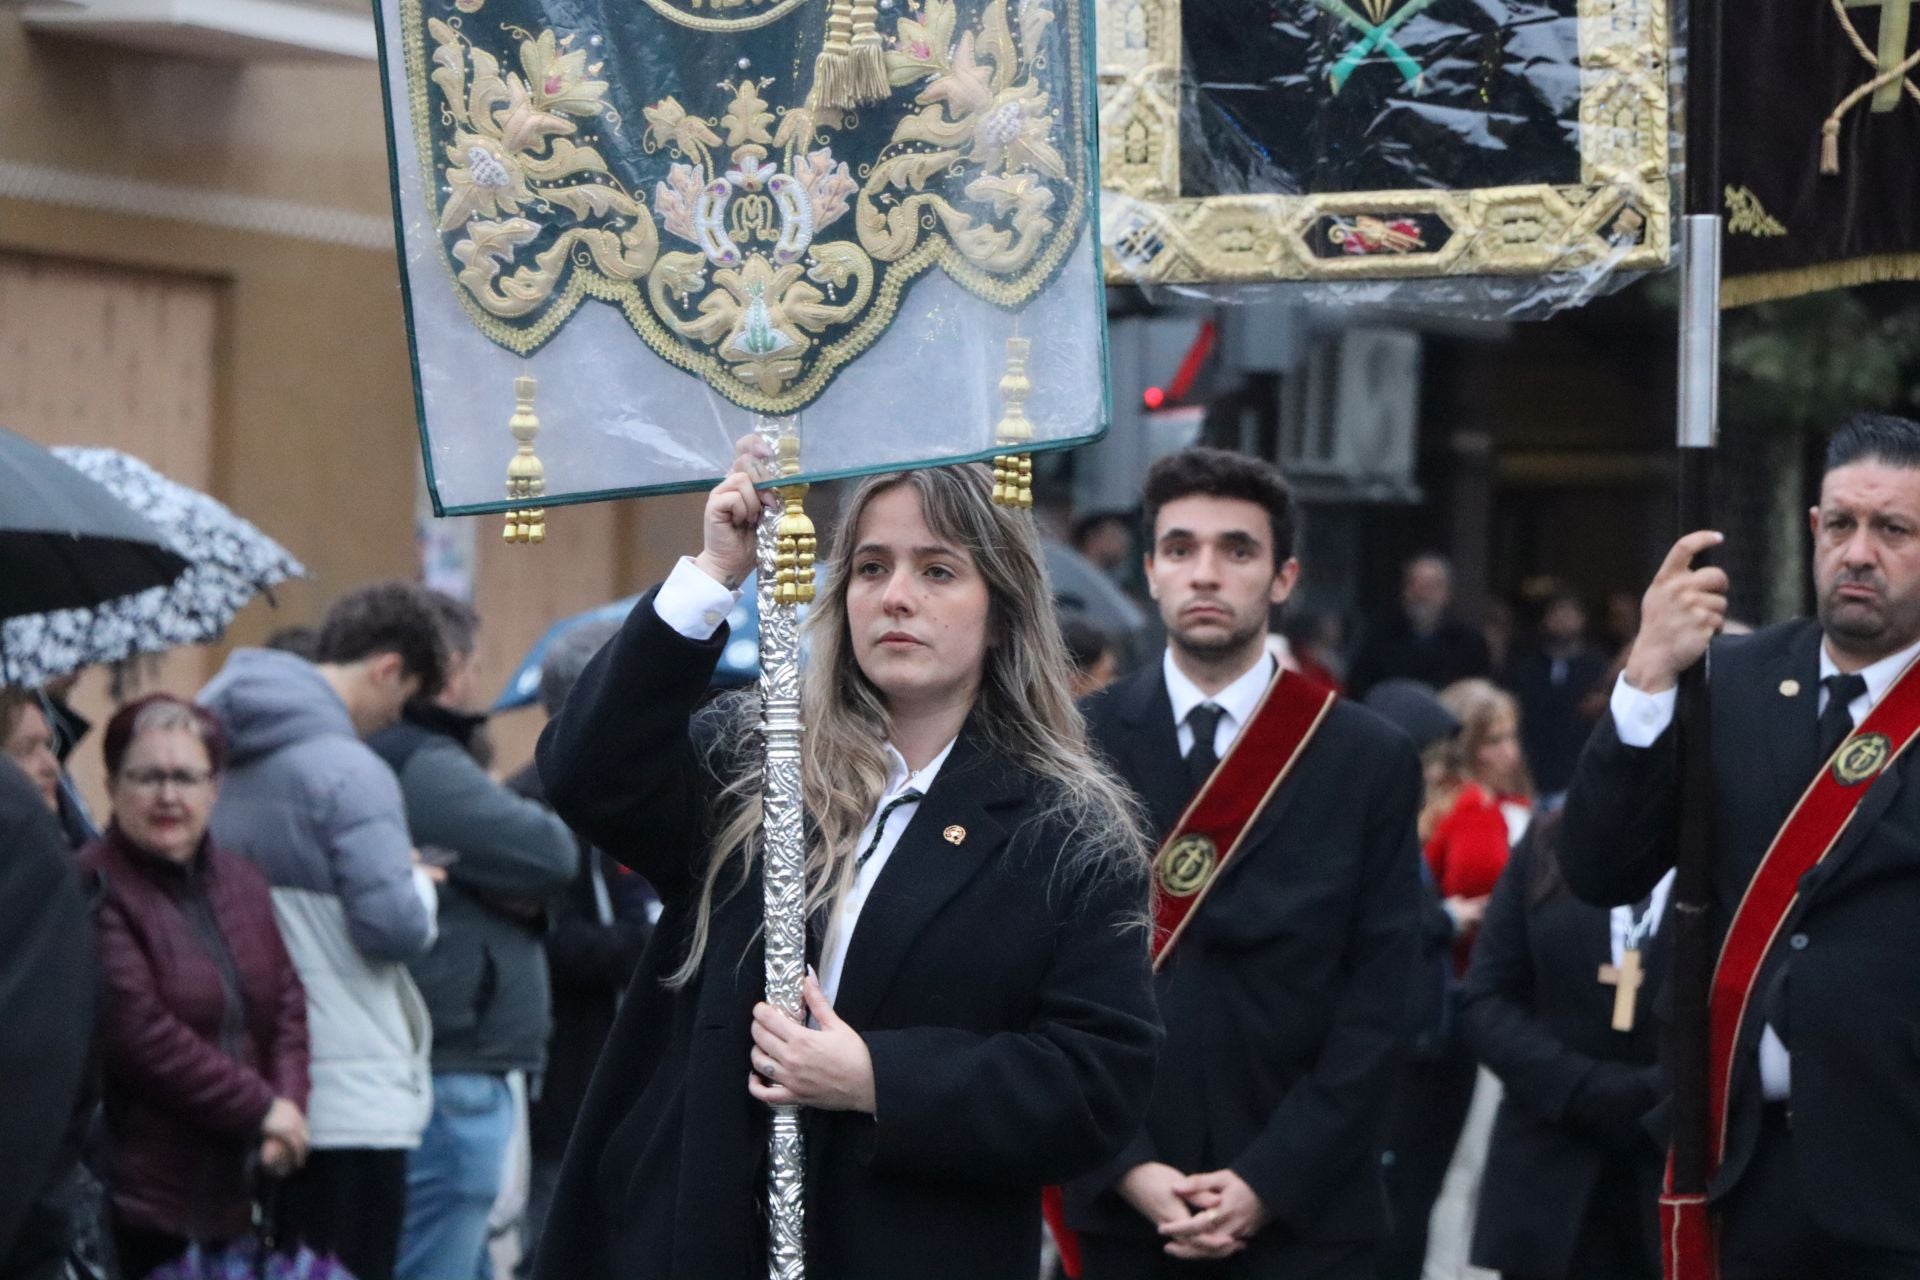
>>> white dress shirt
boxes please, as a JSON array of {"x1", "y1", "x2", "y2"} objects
[
  {"x1": 1163, "y1": 648, "x2": 1277, "y2": 760},
  {"x1": 816, "y1": 737, "x2": 956, "y2": 1005},
  {"x1": 1607, "y1": 632, "x2": 1920, "y2": 1099},
  {"x1": 652, "y1": 556, "x2": 958, "y2": 1005}
]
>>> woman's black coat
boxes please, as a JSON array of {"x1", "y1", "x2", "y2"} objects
[
  {"x1": 1460, "y1": 821, "x2": 1665, "y2": 1278},
  {"x1": 530, "y1": 590, "x2": 1160, "y2": 1280}
]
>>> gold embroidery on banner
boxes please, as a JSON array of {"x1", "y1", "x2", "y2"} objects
[
  {"x1": 1724, "y1": 185, "x2": 1788, "y2": 238},
  {"x1": 399, "y1": 0, "x2": 1090, "y2": 412},
  {"x1": 637, "y1": 0, "x2": 814, "y2": 33},
  {"x1": 1093, "y1": 0, "x2": 1671, "y2": 284}
]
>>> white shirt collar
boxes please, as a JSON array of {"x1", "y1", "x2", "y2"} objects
[
  {"x1": 878, "y1": 735, "x2": 959, "y2": 802},
  {"x1": 1162, "y1": 648, "x2": 1276, "y2": 737},
  {"x1": 1818, "y1": 632, "x2": 1920, "y2": 711}
]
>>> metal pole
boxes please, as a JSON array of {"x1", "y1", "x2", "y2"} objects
[
  {"x1": 755, "y1": 414, "x2": 807, "y2": 1280},
  {"x1": 1669, "y1": 0, "x2": 1724, "y2": 1222},
  {"x1": 1670, "y1": 215, "x2": 1720, "y2": 1204}
]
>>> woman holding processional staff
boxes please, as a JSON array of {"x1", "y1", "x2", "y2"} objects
[{"x1": 530, "y1": 439, "x2": 1160, "y2": 1280}]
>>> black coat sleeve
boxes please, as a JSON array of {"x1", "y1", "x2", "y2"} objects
[
  {"x1": 535, "y1": 587, "x2": 730, "y2": 900},
  {"x1": 861, "y1": 852, "x2": 1160, "y2": 1187},
  {"x1": 1459, "y1": 836, "x2": 1593, "y2": 1124},
  {"x1": 1559, "y1": 713, "x2": 1680, "y2": 910},
  {"x1": 1229, "y1": 731, "x2": 1423, "y2": 1227},
  {"x1": 0, "y1": 760, "x2": 96, "y2": 1275}
]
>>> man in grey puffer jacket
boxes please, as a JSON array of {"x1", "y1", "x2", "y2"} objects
[
  {"x1": 373, "y1": 593, "x2": 576, "y2": 1280},
  {"x1": 199, "y1": 582, "x2": 449, "y2": 1280}
]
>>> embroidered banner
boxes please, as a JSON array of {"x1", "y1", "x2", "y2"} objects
[
  {"x1": 1095, "y1": 0, "x2": 1672, "y2": 287},
  {"x1": 1720, "y1": 0, "x2": 1920, "y2": 306},
  {"x1": 374, "y1": 0, "x2": 1108, "y2": 514}
]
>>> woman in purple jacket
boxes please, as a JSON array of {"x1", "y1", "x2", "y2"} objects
[{"x1": 82, "y1": 694, "x2": 311, "y2": 1280}]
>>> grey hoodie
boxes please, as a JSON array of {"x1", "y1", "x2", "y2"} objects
[{"x1": 199, "y1": 648, "x2": 436, "y2": 1149}]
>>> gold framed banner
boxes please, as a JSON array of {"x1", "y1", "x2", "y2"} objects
[{"x1": 1095, "y1": 0, "x2": 1673, "y2": 286}]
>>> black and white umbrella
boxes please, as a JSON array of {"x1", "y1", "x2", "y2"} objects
[{"x1": 1, "y1": 448, "x2": 307, "y2": 687}]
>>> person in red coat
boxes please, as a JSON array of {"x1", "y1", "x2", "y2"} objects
[
  {"x1": 1426, "y1": 679, "x2": 1533, "y2": 971},
  {"x1": 83, "y1": 694, "x2": 311, "y2": 1280}
]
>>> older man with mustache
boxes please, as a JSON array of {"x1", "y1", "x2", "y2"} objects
[{"x1": 1563, "y1": 412, "x2": 1920, "y2": 1280}]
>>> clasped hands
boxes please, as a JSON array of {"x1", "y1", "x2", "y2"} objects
[
  {"x1": 749, "y1": 973, "x2": 877, "y2": 1114},
  {"x1": 259, "y1": 1095, "x2": 309, "y2": 1178},
  {"x1": 1120, "y1": 1161, "x2": 1270, "y2": 1261}
]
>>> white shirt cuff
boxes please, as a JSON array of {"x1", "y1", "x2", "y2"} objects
[
  {"x1": 409, "y1": 864, "x2": 441, "y2": 947},
  {"x1": 654, "y1": 556, "x2": 741, "y2": 641},
  {"x1": 1609, "y1": 672, "x2": 1677, "y2": 748}
]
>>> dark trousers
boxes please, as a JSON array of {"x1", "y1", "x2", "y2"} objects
[
  {"x1": 1720, "y1": 1106, "x2": 1920, "y2": 1280},
  {"x1": 1376, "y1": 1046, "x2": 1478, "y2": 1280},
  {"x1": 275, "y1": 1147, "x2": 410, "y2": 1280},
  {"x1": 1080, "y1": 1232, "x2": 1374, "y2": 1280},
  {"x1": 1501, "y1": 1158, "x2": 1657, "y2": 1280}
]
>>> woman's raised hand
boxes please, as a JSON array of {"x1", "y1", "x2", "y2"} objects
[{"x1": 692, "y1": 434, "x2": 781, "y2": 591}]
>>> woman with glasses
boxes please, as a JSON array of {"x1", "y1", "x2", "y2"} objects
[{"x1": 81, "y1": 694, "x2": 311, "y2": 1280}]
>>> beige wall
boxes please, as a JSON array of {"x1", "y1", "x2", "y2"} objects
[{"x1": 0, "y1": 17, "x2": 695, "y2": 808}]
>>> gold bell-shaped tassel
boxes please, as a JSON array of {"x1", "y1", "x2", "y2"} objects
[
  {"x1": 773, "y1": 434, "x2": 816, "y2": 605},
  {"x1": 991, "y1": 336, "x2": 1034, "y2": 509},
  {"x1": 503, "y1": 375, "x2": 547, "y2": 545}
]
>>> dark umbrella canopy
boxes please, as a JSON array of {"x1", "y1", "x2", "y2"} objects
[{"x1": 0, "y1": 426, "x2": 187, "y2": 619}]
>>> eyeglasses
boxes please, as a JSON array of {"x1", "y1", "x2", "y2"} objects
[{"x1": 119, "y1": 768, "x2": 214, "y2": 792}]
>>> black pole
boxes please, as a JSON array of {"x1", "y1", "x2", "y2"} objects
[{"x1": 1669, "y1": 0, "x2": 1724, "y2": 1210}]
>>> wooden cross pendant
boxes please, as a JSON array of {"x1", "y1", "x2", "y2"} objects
[{"x1": 1598, "y1": 947, "x2": 1645, "y2": 1032}]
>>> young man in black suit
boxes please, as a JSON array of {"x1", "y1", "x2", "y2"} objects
[
  {"x1": 1562, "y1": 412, "x2": 1920, "y2": 1280},
  {"x1": 1066, "y1": 447, "x2": 1423, "y2": 1279}
]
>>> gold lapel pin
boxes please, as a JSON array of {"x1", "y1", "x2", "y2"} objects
[
  {"x1": 943, "y1": 825, "x2": 966, "y2": 846},
  {"x1": 1780, "y1": 679, "x2": 1801, "y2": 697}
]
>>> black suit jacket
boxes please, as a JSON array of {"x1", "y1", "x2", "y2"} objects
[
  {"x1": 1506, "y1": 644, "x2": 1609, "y2": 796},
  {"x1": 1065, "y1": 663, "x2": 1423, "y2": 1253},
  {"x1": 1462, "y1": 823, "x2": 1664, "y2": 1277},
  {"x1": 504, "y1": 763, "x2": 654, "y2": 1161},
  {"x1": 530, "y1": 590, "x2": 1159, "y2": 1280},
  {"x1": 1562, "y1": 618, "x2": 1920, "y2": 1251}
]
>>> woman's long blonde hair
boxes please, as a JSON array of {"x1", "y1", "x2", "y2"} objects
[
  {"x1": 668, "y1": 464, "x2": 1150, "y2": 986},
  {"x1": 1436, "y1": 677, "x2": 1532, "y2": 798}
]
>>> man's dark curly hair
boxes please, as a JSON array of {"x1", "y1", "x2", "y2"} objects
[
  {"x1": 1141, "y1": 445, "x2": 1295, "y2": 563},
  {"x1": 314, "y1": 582, "x2": 449, "y2": 699}
]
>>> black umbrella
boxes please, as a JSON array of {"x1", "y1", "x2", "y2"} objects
[{"x1": 0, "y1": 425, "x2": 188, "y2": 620}]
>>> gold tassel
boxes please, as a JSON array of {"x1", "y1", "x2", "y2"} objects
[
  {"x1": 847, "y1": 0, "x2": 890, "y2": 105},
  {"x1": 808, "y1": 0, "x2": 856, "y2": 111},
  {"x1": 503, "y1": 375, "x2": 546, "y2": 545},
  {"x1": 1821, "y1": 45, "x2": 1920, "y2": 175},
  {"x1": 991, "y1": 336, "x2": 1034, "y2": 509},
  {"x1": 773, "y1": 434, "x2": 816, "y2": 604}
]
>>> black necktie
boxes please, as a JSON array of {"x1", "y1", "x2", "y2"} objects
[
  {"x1": 1186, "y1": 703, "x2": 1224, "y2": 789},
  {"x1": 1818, "y1": 673, "x2": 1868, "y2": 762},
  {"x1": 855, "y1": 789, "x2": 923, "y2": 874}
]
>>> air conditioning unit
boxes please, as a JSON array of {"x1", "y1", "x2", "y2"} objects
[
  {"x1": 21, "y1": 0, "x2": 376, "y2": 61},
  {"x1": 1280, "y1": 327, "x2": 1420, "y2": 496}
]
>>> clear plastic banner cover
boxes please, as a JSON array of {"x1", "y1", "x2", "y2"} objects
[
  {"x1": 375, "y1": 0, "x2": 1109, "y2": 513},
  {"x1": 1096, "y1": 0, "x2": 1678, "y2": 317}
]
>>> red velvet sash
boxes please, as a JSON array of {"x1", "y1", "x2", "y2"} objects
[
  {"x1": 1150, "y1": 669, "x2": 1338, "y2": 968},
  {"x1": 1046, "y1": 670, "x2": 1336, "y2": 1277},
  {"x1": 1664, "y1": 652, "x2": 1920, "y2": 1280}
]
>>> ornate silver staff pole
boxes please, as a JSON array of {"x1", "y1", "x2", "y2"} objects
[{"x1": 754, "y1": 414, "x2": 814, "y2": 1280}]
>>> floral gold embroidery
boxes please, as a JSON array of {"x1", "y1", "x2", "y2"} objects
[
  {"x1": 1724, "y1": 184, "x2": 1787, "y2": 237},
  {"x1": 401, "y1": 0, "x2": 1090, "y2": 411}
]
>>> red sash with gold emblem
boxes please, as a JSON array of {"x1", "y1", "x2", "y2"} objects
[
  {"x1": 1664, "y1": 653, "x2": 1920, "y2": 1280},
  {"x1": 1042, "y1": 668, "x2": 1337, "y2": 1278},
  {"x1": 1150, "y1": 668, "x2": 1338, "y2": 967}
]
